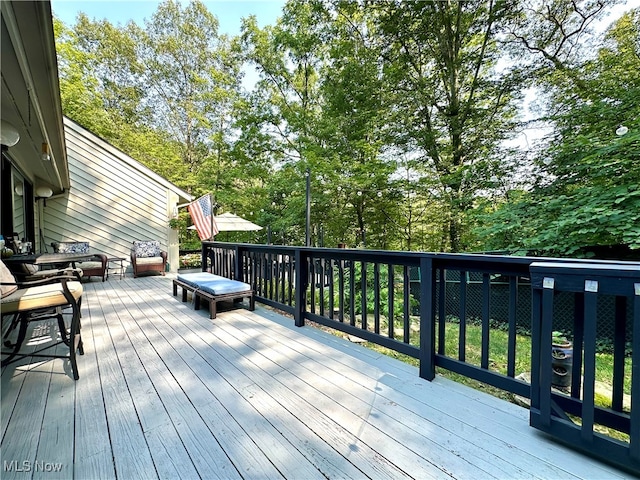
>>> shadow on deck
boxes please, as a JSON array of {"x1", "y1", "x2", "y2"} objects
[{"x1": 1, "y1": 275, "x2": 629, "y2": 479}]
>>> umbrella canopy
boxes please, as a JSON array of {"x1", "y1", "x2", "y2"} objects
[{"x1": 188, "y1": 212, "x2": 263, "y2": 232}]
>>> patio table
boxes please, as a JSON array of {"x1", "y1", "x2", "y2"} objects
[{"x1": 3, "y1": 252, "x2": 93, "y2": 267}]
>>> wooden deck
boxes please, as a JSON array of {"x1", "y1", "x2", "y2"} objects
[{"x1": 1, "y1": 274, "x2": 630, "y2": 479}]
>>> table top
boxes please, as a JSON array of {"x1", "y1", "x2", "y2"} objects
[
  {"x1": 3, "y1": 252, "x2": 94, "y2": 265},
  {"x1": 107, "y1": 257, "x2": 126, "y2": 262}
]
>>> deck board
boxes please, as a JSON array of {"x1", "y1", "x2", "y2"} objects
[{"x1": 1, "y1": 274, "x2": 631, "y2": 479}]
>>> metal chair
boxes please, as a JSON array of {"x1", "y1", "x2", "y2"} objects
[{"x1": 1, "y1": 260, "x2": 84, "y2": 380}]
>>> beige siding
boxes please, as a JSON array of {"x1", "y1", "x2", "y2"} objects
[{"x1": 42, "y1": 118, "x2": 190, "y2": 272}]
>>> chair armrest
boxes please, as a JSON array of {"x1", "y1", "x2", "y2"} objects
[
  {"x1": 90, "y1": 253, "x2": 108, "y2": 268},
  {"x1": 161, "y1": 251, "x2": 168, "y2": 261},
  {"x1": 1, "y1": 273, "x2": 79, "y2": 289}
]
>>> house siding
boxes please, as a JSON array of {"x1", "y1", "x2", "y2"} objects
[{"x1": 41, "y1": 118, "x2": 191, "y2": 273}]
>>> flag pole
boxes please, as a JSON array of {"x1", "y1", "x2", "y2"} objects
[{"x1": 210, "y1": 193, "x2": 215, "y2": 241}]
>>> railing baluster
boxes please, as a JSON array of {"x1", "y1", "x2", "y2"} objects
[
  {"x1": 459, "y1": 270, "x2": 467, "y2": 361},
  {"x1": 310, "y1": 259, "x2": 316, "y2": 315},
  {"x1": 572, "y1": 292, "x2": 585, "y2": 399},
  {"x1": 388, "y1": 264, "x2": 394, "y2": 340},
  {"x1": 329, "y1": 259, "x2": 335, "y2": 320},
  {"x1": 481, "y1": 273, "x2": 490, "y2": 370},
  {"x1": 507, "y1": 276, "x2": 517, "y2": 378},
  {"x1": 288, "y1": 255, "x2": 294, "y2": 306},
  {"x1": 349, "y1": 261, "x2": 356, "y2": 326},
  {"x1": 582, "y1": 287, "x2": 598, "y2": 442},
  {"x1": 612, "y1": 296, "x2": 627, "y2": 412},
  {"x1": 438, "y1": 269, "x2": 445, "y2": 355},
  {"x1": 338, "y1": 259, "x2": 345, "y2": 322},
  {"x1": 374, "y1": 263, "x2": 380, "y2": 334},
  {"x1": 318, "y1": 258, "x2": 327, "y2": 316},
  {"x1": 630, "y1": 285, "x2": 640, "y2": 461},
  {"x1": 274, "y1": 253, "x2": 280, "y2": 302},
  {"x1": 403, "y1": 265, "x2": 410, "y2": 343},
  {"x1": 361, "y1": 261, "x2": 368, "y2": 331}
]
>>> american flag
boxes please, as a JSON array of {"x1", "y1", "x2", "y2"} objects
[{"x1": 187, "y1": 194, "x2": 219, "y2": 240}]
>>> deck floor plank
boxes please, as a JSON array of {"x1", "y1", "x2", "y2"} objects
[
  {"x1": 33, "y1": 341, "x2": 76, "y2": 480},
  {"x1": 127, "y1": 288, "x2": 319, "y2": 478},
  {"x1": 88, "y1": 283, "x2": 160, "y2": 480},
  {"x1": 252, "y1": 305, "x2": 626, "y2": 479},
  {"x1": 1, "y1": 274, "x2": 632, "y2": 480},
  {"x1": 121, "y1": 278, "x2": 318, "y2": 479},
  {"x1": 1, "y1": 324, "x2": 59, "y2": 480},
  {"x1": 219, "y1": 310, "x2": 529, "y2": 479},
  {"x1": 216, "y1": 310, "x2": 493, "y2": 479},
  {"x1": 112, "y1": 283, "x2": 265, "y2": 480},
  {"x1": 126, "y1": 279, "x2": 366, "y2": 479},
  {"x1": 231, "y1": 310, "x2": 585, "y2": 479},
  {"x1": 73, "y1": 291, "x2": 116, "y2": 480}
]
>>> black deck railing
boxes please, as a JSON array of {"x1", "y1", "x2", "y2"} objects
[{"x1": 201, "y1": 241, "x2": 640, "y2": 474}]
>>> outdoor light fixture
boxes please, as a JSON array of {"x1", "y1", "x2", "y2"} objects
[
  {"x1": 35, "y1": 186, "x2": 53, "y2": 198},
  {"x1": 41, "y1": 142, "x2": 51, "y2": 161},
  {"x1": 1, "y1": 120, "x2": 20, "y2": 148},
  {"x1": 616, "y1": 125, "x2": 629, "y2": 136},
  {"x1": 14, "y1": 184, "x2": 23, "y2": 196}
]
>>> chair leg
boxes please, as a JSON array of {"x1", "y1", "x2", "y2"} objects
[
  {"x1": 76, "y1": 304, "x2": 84, "y2": 356},
  {"x1": 1, "y1": 313, "x2": 28, "y2": 367},
  {"x1": 69, "y1": 308, "x2": 81, "y2": 380},
  {"x1": 3, "y1": 313, "x2": 21, "y2": 347},
  {"x1": 56, "y1": 309, "x2": 70, "y2": 346}
]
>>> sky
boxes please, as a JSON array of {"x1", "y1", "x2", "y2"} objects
[
  {"x1": 51, "y1": 0, "x2": 287, "y2": 35},
  {"x1": 51, "y1": 0, "x2": 640, "y2": 33}
]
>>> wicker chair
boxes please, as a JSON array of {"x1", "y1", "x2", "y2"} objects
[
  {"x1": 51, "y1": 241, "x2": 108, "y2": 282},
  {"x1": 130, "y1": 240, "x2": 167, "y2": 277}
]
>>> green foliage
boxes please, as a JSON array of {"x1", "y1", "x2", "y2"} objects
[
  {"x1": 475, "y1": 9, "x2": 640, "y2": 256},
  {"x1": 55, "y1": 1, "x2": 639, "y2": 256},
  {"x1": 179, "y1": 253, "x2": 202, "y2": 269}
]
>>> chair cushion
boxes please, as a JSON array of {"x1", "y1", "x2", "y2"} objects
[
  {"x1": 199, "y1": 279, "x2": 251, "y2": 296},
  {"x1": 177, "y1": 272, "x2": 227, "y2": 288},
  {"x1": 78, "y1": 261, "x2": 103, "y2": 270},
  {"x1": 1, "y1": 281, "x2": 83, "y2": 313},
  {"x1": 135, "y1": 257, "x2": 164, "y2": 266},
  {"x1": 26, "y1": 268, "x2": 84, "y2": 280},
  {"x1": 177, "y1": 272, "x2": 250, "y2": 295},
  {"x1": 15, "y1": 263, "x2": 39, "y2": 275},
  {"x1": 54, "y1": 241, "x2": 90, "y2": 254},
  {"x1": 133, "y1": 240, "x2": 161, "y2": 258},
  {"x1": 0, "y1": 260, "x2": 18, "y2": 298}
]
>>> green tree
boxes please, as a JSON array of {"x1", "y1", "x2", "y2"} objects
[
  {"x1": 368, "y1": 0, "x2": 522, "y2": 252},
  {"x1": 55, "y1": 15, "x2": 187, "y2": 186},
  {"x1": 475, "y1": 9, "x2": 640, "y2": 256},
  {"x1": 137, "y1": 0, "x2": 243, "y2": 197}
]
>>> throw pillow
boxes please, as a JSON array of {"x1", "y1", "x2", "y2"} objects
[
  {"x1": 0, "y1": 259, "x2": 18, "y2": 298},
  {"x1": 55, "y1": 241, "x2": 90, "y2": 254},
  {"x1": 133, "y1": 240, "x2": 161, "y2": 258}
]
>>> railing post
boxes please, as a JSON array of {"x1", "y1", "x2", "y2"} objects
[
  {"x1": 294, "y1": 248, "x2": 308, "y2": 328},
  {"x1": 201, "y1": 242, "x2": 208, "y2": 272},
  {"x1": 419, "y1": 256, "x2": 436, "y2": 380},
  {"x1": 233, "y1": 245, "x2": 242, "y2": 281}
]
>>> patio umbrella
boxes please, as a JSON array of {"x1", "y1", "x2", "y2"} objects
[{"x1": 188, "y1": 212, "x2": 263, "y2": 232}]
